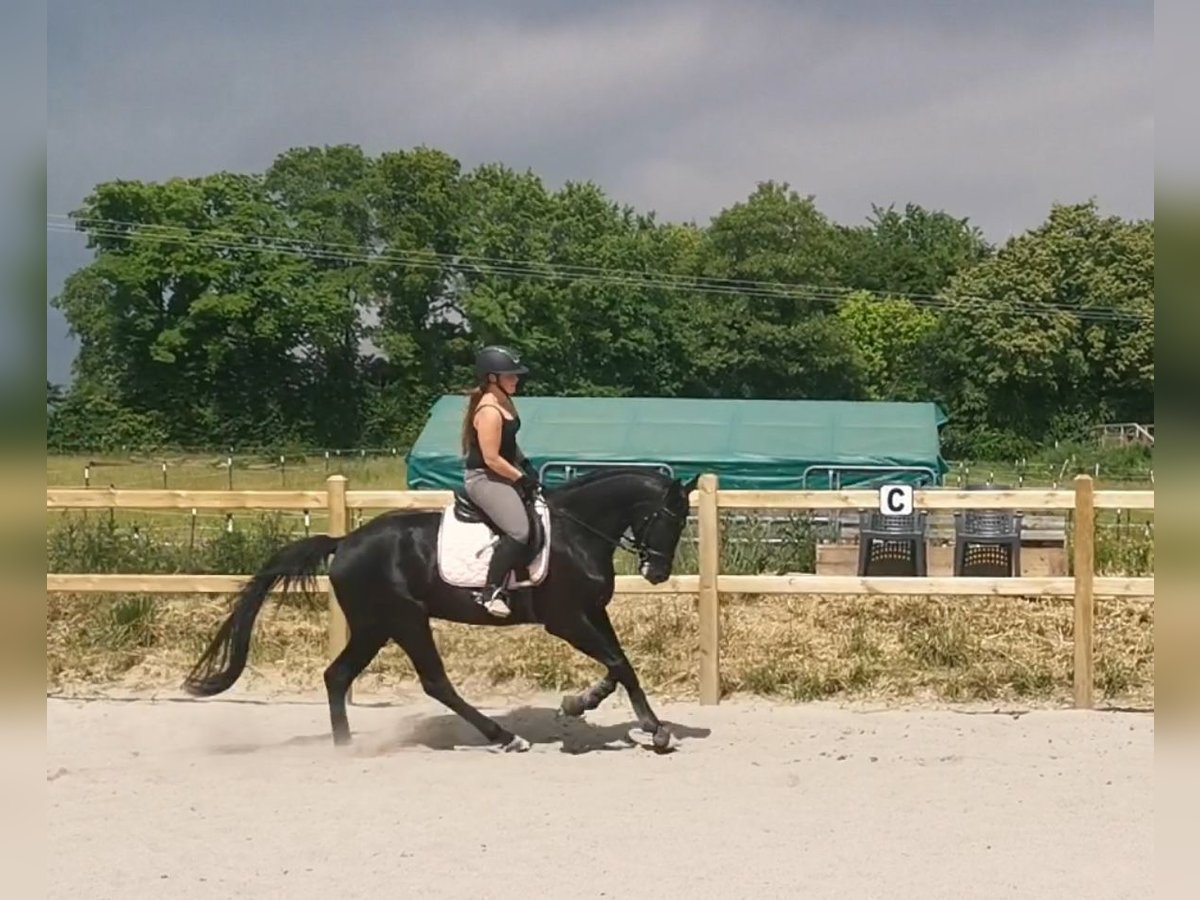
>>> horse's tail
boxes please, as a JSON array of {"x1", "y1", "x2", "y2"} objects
[{"x1": 183, "y1": 534, "x2": 343, "y2": 697}]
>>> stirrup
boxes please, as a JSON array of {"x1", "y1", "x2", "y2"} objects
[{"x1": 477, "y1": 585, "x2": 512, "y2": 618}]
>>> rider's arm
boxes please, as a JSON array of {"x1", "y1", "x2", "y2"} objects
[{"x1": 473, "y1": 405, "x2": 525, "y2": 482}]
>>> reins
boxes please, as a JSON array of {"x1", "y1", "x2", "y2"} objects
[{"x1": 539, "y1": 487, "x2": 683, "y2": 563}]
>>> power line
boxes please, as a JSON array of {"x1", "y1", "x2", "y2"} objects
[
  {"x1": 47, "y1": 214, "x2": 1153, "y2": 324},
  {"x1": 52, "y1": 212, "x2": 955, "y2": 301},
  {"x1": 49, "y1": 214, "x2": 1151, "y2": 322},
  {"x1": 52, "y1": 213, "x2": 1155, "y2": 321},
  {"x1": 47, "y1": 216, "x2": 1149, "y2": 324}
]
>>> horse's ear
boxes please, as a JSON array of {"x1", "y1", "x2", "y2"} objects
[{"x1": 680, "y1": 473, "x2": 701, "y2": 495}]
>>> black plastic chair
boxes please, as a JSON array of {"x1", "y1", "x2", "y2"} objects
[
  {"x1": 856, "y1": 510, "x2": 929, "y2": 576},
  {"x1": 953, "y1": 485, "x2": 1023, "y2": 576}
]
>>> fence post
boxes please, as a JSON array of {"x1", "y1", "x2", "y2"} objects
[
  {"x1": 325, "y1": 475, "x2": 349, "y2": 675},
  {"x1": 1073, "y1": 474, "x2": 1095, "y2": 709},
  {"x1": 698, "y1": 473, "x2": 721, "y2": 705}
]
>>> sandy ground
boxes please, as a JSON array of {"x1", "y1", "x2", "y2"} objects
[{"x1": 47, "y1": 689, "x2": 1152, "y2": 900}]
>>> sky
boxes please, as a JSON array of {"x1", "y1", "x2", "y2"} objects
[{"x1": 46, "y1": 0, "x2": 1154, "y2": 385}]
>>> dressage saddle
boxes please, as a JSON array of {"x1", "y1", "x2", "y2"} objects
[
  {"x1": 452, "y1": 488, "x2": 547, "y2": 563},
  {"x1": 452, "y1": 488, "x2": 499, "y2": 527}
]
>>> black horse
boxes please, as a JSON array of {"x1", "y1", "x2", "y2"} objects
[{"x1": 183, "y1": 467, "x2": 699, "y2": 752}]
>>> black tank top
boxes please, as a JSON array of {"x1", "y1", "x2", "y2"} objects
[{"x1": 465, "y1": 405, "x2": 521, "y2": 470}]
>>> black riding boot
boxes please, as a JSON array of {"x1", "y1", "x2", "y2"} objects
[{"x1": 477, "y1": 534, "x2": 527, "y2": 618}]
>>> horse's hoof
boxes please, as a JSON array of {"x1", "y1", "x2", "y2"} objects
[
  {"x1": 492, "y1": 735, "x2": 530, "y2": 753},
  {"x1": 653, "y1": 727, "x2": 678, "y2": 753},
  {"x1": 627, "y1": 726, "x2": 678, "y2": 753},
  {"x1": 560, "y1": 695, "x2": 587, "y2": 718},
  {"x1": 332, "y1": 732, "x2": 352, "y2": 747}
]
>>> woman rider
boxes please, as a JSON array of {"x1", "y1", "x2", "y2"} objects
[{"x1": 461, "y1": 345, "x2": 541, "y2": 617}]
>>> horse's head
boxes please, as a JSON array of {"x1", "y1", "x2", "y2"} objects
[
  {"x1": 547, "y1": 467, "x2": 700, "y2": 584},
  {"x1": 628, "y1": 472, "x2": 699, "y2": 584}
]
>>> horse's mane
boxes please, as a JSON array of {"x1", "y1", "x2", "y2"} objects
[{"x1": 546, "y1": 466, "x2": 669, "y2": 498}]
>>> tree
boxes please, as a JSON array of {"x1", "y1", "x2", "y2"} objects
[
  {"x1": 841, "y1": 202, "x2": 992, "y2": 297},
  {"x1": 47, "y1": 148, "x2": 1152, "y2": 460},
  {"x1": 928, "y1": 200, "x2": 1153, "y2": 456},
  {"x1": 368, "y1": 146, "x2": 470, "y2": 444},
  {"x1": 456, "y1": 174, "x2": 693, "y2": 397},
  {"x1": 52, "y1": 170, "x2": 369, "y2": 447},
  {"x1": 836, "y1": 292, "x2": 938, "y2": 401},
  {"x1": 685, "y1": 182, "x2": 868, "y2": 399},
  {"x1": 262, "y1": 144, "x2": 378, "y2": 443}
]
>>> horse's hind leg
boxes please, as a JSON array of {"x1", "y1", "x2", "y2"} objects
[
  {"x1": 393, "y1": 612, "x2": 529, "y2": 753},
  {"x1": 560, "y1": 674, "x2": 617, "y2": 718},
  {"x1": 324, "y1": 622, "x2": 387, "y2": 746},
  {"x1": 560, "y1": 606, "x2": 655, "y2": 721},
  {"x1": 559, "y1": 604, "x2": 631, "y2": 716}
]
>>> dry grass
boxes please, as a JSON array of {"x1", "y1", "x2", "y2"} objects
[
  {"x1": 717, "y1": 593, "x2": 1152, "y2": 706},
  {"x1": 46, "y1": 590, "x2": 1153, "y2": 708}
]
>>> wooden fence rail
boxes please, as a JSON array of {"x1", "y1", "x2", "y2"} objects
[{"x1": 46, "y1": 474, "x2": 1153, "y2": 709}]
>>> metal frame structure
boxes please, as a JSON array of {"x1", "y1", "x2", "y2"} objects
[
  {"x1": 537, "y1": 459, "x2": 675, "y2": 484},
  {"x1": 801, "y1": 464, "x2": 942, "y2": 489}
]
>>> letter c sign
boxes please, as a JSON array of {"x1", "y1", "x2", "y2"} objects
[{"x1": 879, "y1": 484, "x2": 914, "y2": 516}]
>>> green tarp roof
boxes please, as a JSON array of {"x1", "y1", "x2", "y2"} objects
[{"x1": 405, "y1": 396, "x2": 949, "y2": 491}]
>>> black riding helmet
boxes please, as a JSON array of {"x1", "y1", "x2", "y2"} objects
[{"x1": 475, "y1": 345, "x2": 529, "y2": 383}]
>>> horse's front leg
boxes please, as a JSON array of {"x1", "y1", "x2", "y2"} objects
[
  {"x1": 546, "y1": 605, "x2": 675, "y2": 751},
  {"x1": 584, "y1": 603, "x2": 666, "y2": 737}
]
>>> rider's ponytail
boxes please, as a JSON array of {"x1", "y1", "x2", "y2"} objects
[{"x1": 461, "y1": 386, "x2": 484, "y2": 454}]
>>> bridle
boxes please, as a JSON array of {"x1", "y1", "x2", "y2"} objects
[{"x1": 543, "y1": 487, "x2": 686, "y2": 567}]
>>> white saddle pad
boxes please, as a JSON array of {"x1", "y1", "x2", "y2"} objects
[{"x1": 436, "y1": 498, "x2": 551, "y2": 589}]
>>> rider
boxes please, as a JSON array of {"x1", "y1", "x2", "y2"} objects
[{"x1": 461, "y1": 345, "x2": 542, "y2": 617}]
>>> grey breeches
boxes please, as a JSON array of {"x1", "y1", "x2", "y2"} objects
[{"x1": 464, "y1": 468, "x2": 530, "y2": 543}]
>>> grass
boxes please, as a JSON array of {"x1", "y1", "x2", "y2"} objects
[
  {"x1": 47, "y1": 451, "x2": 409, "y2": 538},
  {"x1": 44, "y1": 452, "x2": 1155, "y2": 707},
  {"x1": 47, "y1": 451, "x2": 1154, "y2": 492},
  {"x1": 47, "y1": 450, "x2": 409, "y2": 490}
]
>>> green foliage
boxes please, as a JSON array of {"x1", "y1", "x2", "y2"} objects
[
  {"x1": 1094, "y1": 518, "x2": 1155, "y2": 578},
  {"x1": 48, "y1": 512, "x2": 306, "y2": 578},
  {"x1": 48, "y1": 148, "x2": 1153, "y2": 460},
  {"x1": 836, "y1": 291, "x2": 938, "y2": 401},
  {"x1": 841, "y1": 202, "x2": 994, "y2": 296},
  {"x1": 929, "y1": 200, "x2": 1153, "y2": 457},
  {"x1": 685, "y1": 182, "x2": 869, "y2": 400},
  {"x1": 51, "y1": 169, "x2": 372, "y2": 448},
  {"x1": 47, "y1": 380, "x2": 169, "y2": 452},
  {"x1": 614, "y1": 513, "x2": 826, "y2": 577},
  {"x1": 1027, "y1": 440, "x2": 1153, "y2": 480}
]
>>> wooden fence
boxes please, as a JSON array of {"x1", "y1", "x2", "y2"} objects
[{"x1": 46, "y1": 474, "x2": 1154, "y2": 709}]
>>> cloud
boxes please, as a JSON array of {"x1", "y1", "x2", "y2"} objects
[
  {"x1": 46, "y1": 0, "x2": 1153, "y2": 380},
  {"x1": 646, "y1": 14, "x2": 1153, "y2": 235},
  {"x1": 48, "y1": 0, "x2": 1152, "y2": 228}
]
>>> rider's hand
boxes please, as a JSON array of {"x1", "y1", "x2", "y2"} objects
[
  {"x1": 515, "y1": 472, "x2": 541, "y2": 499},
  {"x1": 519, "y1": 458, "x2": 539, "y2": 482}
]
